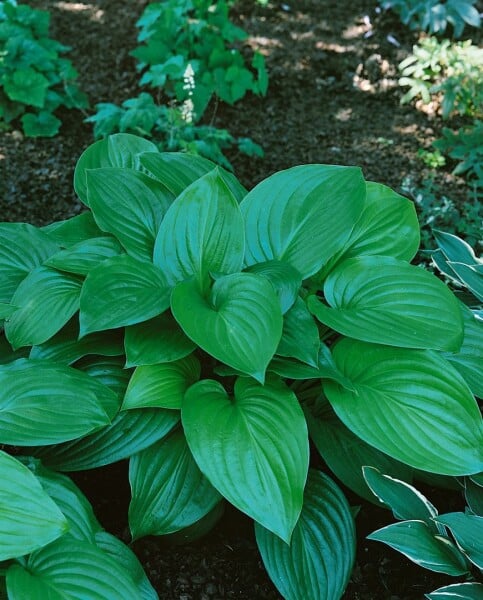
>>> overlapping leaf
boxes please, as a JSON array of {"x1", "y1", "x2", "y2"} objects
[
  {"x1": 426, "y1": 582, "x2": 483, "y2": 599},
  {"x1": 435, "y1": 512, "x2": 483, "y2": 569},
  {"x1": 45, "y1": 237, "x2": 124, "y2": 275},
  {"x1": 245, "y1": 260, "x2": 302, "y2": 314},
  {"x1": 276, "y1": 297, "x2": 322, "y2": 366},
  {"x1": 42, "y1": 212, "x2": 106, "y2": 247}
]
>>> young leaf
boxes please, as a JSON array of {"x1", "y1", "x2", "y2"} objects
[
  {"x1": 324, "y1": 339, "x2": 483, "y2": 476},
  {"x1": 79, "y1": 255, "x2": 170, "y2": 336},
  {"x1": 122, "y1": 355, "x2": 200, "y2": 410},
  {"x1": 6, "y1": 537, "x2": 142, "y2": 600},
  {"x1": 255, "y1": 470, "x2": 356, "y2": 600},
  {"x1": 435, "y1": 512, "x2": 483, "y2": 569},
  {"x1": 241, "y1": 164, "x2": 365, "y2": 278},
  {"x1": 5, "y1": 267, "x2": 82, "y2": 349},
  {"x1": 276, "y1": 296, "x2": 320, "y2": 366},
  {"x1": 44, "y1": 237, "x2": 124, "y2": 275},
  {"x1": 245, "y1": 260, "x2": 302, "y2": 314},
  {"x1": 74, "y1": 133, "x2": 158, "y2": 205},
  {"x1": 153, "y1": 168, "x2": 244, "y2": 286},
  {"x1": 171, "y1": 273, "x2": 282, "y2": 383},
  {"x1": 129, "y1": 428, "x2": 222, "y2": 539},
  {"x1": 41, "y1": 212, "x2": 106, "y2": 247},
  {"x1": 182, "y1": 377, "x2": 309, "y2": 542},
  {"x1": 86, "y1": 168, "x2": 172, "y2": 262},
  {"x1": 124, "y1": 312, "x2": 196, "y2": 367},
  {"x1": 309, "y1": 256, "x2": 464, "y2": 352},
  {"x1": 0, "y1": 451, "x2": 68, "y2": 561},
  {"x1": 368, "y1": 520, "x2": 470, "y2": 576},
  {"x1": 426, "y1": 582, "x2": 483, "y2": 600}
]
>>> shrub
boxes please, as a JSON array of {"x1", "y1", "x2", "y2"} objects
[
  {"x1": 0, "y1": 0, "x2": 88, "y2": 136},
  {"x1": 0, "y1": 134, "x2": 482, "y2": 599}
]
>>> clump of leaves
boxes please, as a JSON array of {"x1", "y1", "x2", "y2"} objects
[
  {"x1": 0, "y1": 0, "x2": 88, "y2": 136},
  {"x1": 380, "y1": 0, "x2": 481, "y2": 37},
  {"x1": 0, "y1": 134, "x2": 482, "y2": 599}
]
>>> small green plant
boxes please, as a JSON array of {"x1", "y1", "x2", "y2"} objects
[
  {"x1": 0, "y1": 134, "x2": 482, "y2": 599},
  {"x1": 418, "y1": 147, "x2": 446, "y2": 168},
  {"x1": 399, "y1": 37, "x2": 483, "y2": 119},
  {"x1": 380, "y1": 0, "x2": 481, "y2": 37},
  {"x1": 0, "y1": 0, "x2": 88, "y2": 136}
]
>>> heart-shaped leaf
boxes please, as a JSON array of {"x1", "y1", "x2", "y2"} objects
[
  {"x1": 255, "y1": 470, "x2": 356, "y2": 600},
  {"x1": 80, "y1": 255, "x2": 170, "y2": 336},
  {"x1": 309, "y1": 256, "x2": 464, "y2": 352},
  {"x1": 129, "y1": 428, "x2": 222, "y2": 539},
  {"x1": 171, "y1": 273, "x2": 282, "y2": 383},
  {"x1": 182, "y1": 377, "x2": 309, "y2": 542},
  {"x1": 324, "y1": 338, "x2": 483, "y2": 475},
  {"x1": 154, "y1": 168, "x2": 244, "y2": 286},
  {"x1": 241, "y1": 164, "x2": 365, "y2": 278},
  {"x1": 0, "y1": 451, "x2": 68, "y2": 561}
]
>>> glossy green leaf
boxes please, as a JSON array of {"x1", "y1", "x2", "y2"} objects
[
  {"x1": 22, "y1": 458, "x2": 102, "y2": 543},
  {"x1": 433, "y1": 230, "x2": 481, "y2": 266},
  {"x1": 162, "y1": 502, "x2": 225, "y2": 545},
  {"x1": 368, "y1": 521, "x2": 470, "y2": 576},
  {"x1": 241, "y1": 164, "x2": 365, "y2": 278},
  {"x1": 309, "y1": 256, "x2": 463, "y2": 351},
  {"x1": 0, "y1": 359, "x2": 117, "y2": 446},
  {"x1": 426, "y1": 582, "x2": 483, "y2": 599},
  {"x1": 0, "y1": 303, "x2": 16, "y2": 319},
  {"x1": 0, "y1": 451, "x2": 68, "y2": 561},
  {"x1": 435, "y1": 512, "x2": 483, "y2": 569},
  {"x1": 74, "y1": 133, "x2": 157, "y2": 205},
  {"x1": 0, "y1": 223, "x2": 60, "y2": 303},
  {"x1": 124, "y1": 312, "x2": 196, "y2": 367},
  {"x1": 34, "y1": 408, "x2": 179, "y2": 471},
  {"x1": 324, "y1": 339, "x2": 483, "y2": 475},
  {"x1": 76, "y1": 356, "x2": 131, "y2": 399},
  {"x1": 129, "y1": 428, "x2": 222, "y2": 539},
  {"x1": 255, "y1": 470, "x2": 356, "y2": 600},
  {"x1": 86, "y1": 168, "x2": 171, "y2": 262},
  {"x1": 79, "y1": 255, "x2": 170, "y2": 336},
  {"x1": 44, "y1": 237, "x2": 124, "y2": 275},
  {"x1": 276, "y1": 297, "x2": 320, "y2": 366},
  {"x1": 465, "y1": 477, "x2": 483, "y2": 516},
  {"x1": 448, "y1": 262, "x2": 483, "y2": 302},
  {"x1": 182, "y1": 377, "x2": 309, "y2": 542},
  {"x1": 6, "y1": 537, "x2": 142, "y2": 600},
  {"x1": 153, "y1": 168, "x2": 244, "y2": 286},
  {"x1": 444, "y1": 305, "x2": 483, "y2": 398},
  {"x1": 245, "y1": 260, "x2": 302, "y2": 314},
  {"x1": 5, "y1": 266, "x2": 82, "y2": 349},
  {"x1": 304, "y1": 398, "x2": 413, "y2": 504},
  {"x1": 363, "y1": 467, "x2": 441, "y2": 532},
  {"x1": 172, "y1": 273, "x2": 282, "y2": 383},
  {"x1": 94, "y1": 531, "x2": 158, "y2": 600},
  {"x1": 42, "y1": 212, "x2": 106, "y2": 247},
  {"x1": 123, "y1": 355, "x2": 200, "y2": 410}
]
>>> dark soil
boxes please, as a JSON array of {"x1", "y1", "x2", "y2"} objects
[{"x1": 1, "y1": 1, "x2": 480, "y2": 599}]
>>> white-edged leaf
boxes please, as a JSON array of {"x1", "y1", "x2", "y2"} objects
[
  {"x1": 255, "y1": 470, "x2": 356, "y2": 600},
  {"x1": 426, "y1": 582, "x2": 483, "y2": 599},
  {"x1": 435, "y1": 512, "x2": 483, "y2": 569}
]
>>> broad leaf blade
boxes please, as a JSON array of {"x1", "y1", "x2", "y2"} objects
[
  {"x1": 182, "y1": 377, "x2": 309, "y2": 542},
  {"x1": 44, "y1": 237, "x2": 124, "y2": 275},
  {"x1": 42, "y1": 212, "x2": 106, "y2": 247},
  {"x1": 129, "y1": 428, "x2": 222, "y2": 539},
  {"x1": 255, "y1": 470, "x2": 356, "y2": 600},
  {"x1": 324, "y1": 339, "x2": 483, "y2": 475},
  {"x1": 245, "y1": 260, "x2": 302, "y2": 314},
  {"x1": 309, "y1": 256, "x2": 464, "y2": 352},
  {"x1": 0, "y1": 451, "x2": 68, "y2": 561},
  {"x1": 433, "y1": 229, "x2": 481, "y2": 266},
  {"x1": 276, "y1": 296, "x2": 320, "y2": 366},
  {"x1": 435, "y1": 512, "x2": 483, "y2": 569}
]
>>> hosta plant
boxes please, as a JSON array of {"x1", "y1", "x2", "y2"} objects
[{"x1": 1, "y1": 133, "x2": 482, "y2": 599}]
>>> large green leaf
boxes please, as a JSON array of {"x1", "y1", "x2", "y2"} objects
[
  {"x1": 171, "y1": 273, "x2": 282, "y2": 383},
  {"x1": 42, "y1": 212, "x2": 106, "y2": 247},
  {"x1": 309, "y1": 256, "x2": 463, "y2": 352},
  {"x1": 182, "y1": 377, "x2": 309, "y2": 542},
  {"x1": 5, "y1": 266, "x2": 82, "y2": 349},
  {"x1": 0, "y1": 223, "x2": 60, "y2": 303},
  {"x1": 435, "y1": 512, "x2": 483, "y2": 569},
  {"x1": 6, "y1": 537, "x2": 142, "y2": 600},
  {"x1": 304, "y1": 398, "x2": 413, "y2": 504},
  {"x1": 153, "y1": 168, "x2": 244, "y2": 286},
  {"x1": 129, "y1": 428, "x2": 222, "y2": 539},
  {"x1": 367, "y1": 520, "x2": 470, "y2": 576},
  {"x1": 444, "y1": 305, "x2": 483, "y2": 398},
  {"x1": 324, "y1": 339, "x2": 483, "y2": 475},
  {"x1": 124, "y1": 312, "x2": 196, "y2": 367},
  {"x1": 240, "y1": 164, "x2": 365, "y2": 278},
  {"x1": 255, "y1": 470, "x2": 356, "y2": 600},
  {"x1": 245, "y1": 260, "x2": 302, "y2": 314},
  {"x1": 426, "y1": 582, "x2": 483, "y2": 599},
  {"x1": 45, "y1": 237, "x2": 124, "y2": 275},
  {"x1": 86, "y1": 168, "x2": 171, "y2": 262},
  {"x1": 79, "y1": 255, "x2": 170, "y2": 336},
  {"x1": 122, "y1": 355, "x2": 200, "y2": 410},
  {"x1": 33, "y1": 408, "x2": 179, "y2": 471},
  {"x1": 0, "y1": 359, "x2": 117, "y2": 446},
  {"x1": 0, "y1": 451, "x2": 68, "y2": 561},
  {"x1": 276, "y1": 296, "x2": 320, "y2": 366},
  {"x1": 74, "y1": 133, "x2": 158, "y2": 205}
]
